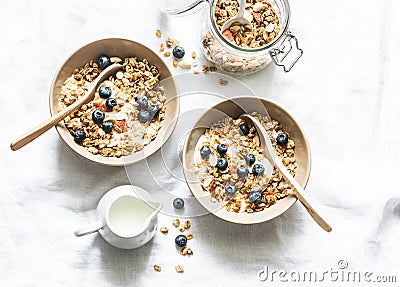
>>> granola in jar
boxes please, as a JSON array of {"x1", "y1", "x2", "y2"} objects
[
  {"x1": 200, "y1": 0, "x2": 285, "y2": 74},
  {"x1": 58, "y1": 55, "x2": 166, "y2": 157},
  {"x1": 194, "y1": 112, "x2": 297, "y2": 213}
]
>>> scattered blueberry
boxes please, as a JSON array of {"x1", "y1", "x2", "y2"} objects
[
  {"x1": 217, "y1": 143, "x2": 228, "y2": 155},
  {"x1": 105, "y1": 98, "x2": 118, "y2": 109},
  {"x1": 148, "y1": 105, "x2": 160, "y2": 118},
  {"x1": 73, "y1": 130, "x2": 85, "y2": 143},
  {"x1": 276, "y1": 133, "x2": 289, "y2": 147},
  {"x1": 252, "y1": 164, "x2": 265, "y2": 177},
  {"x1": 172, "y1": 46, "x2": 185, "y2": 59},
  {"x1": 239, "y1": 123, "x2": 250, "y2": 136},
  {"x1": 244, "y1": 154, "x2": 256, "y2": 166},
  {"x1": 102, "y1": 121, "x2": 113, "y2": 133},
  {"x1": 99, "y1": 86, "x2": 112, "y2": 99},
  {"x1": 248, "y1": 191, "x2": 262, "y2": 204},
  {"x1": 237, "y1": 165, "x2": 249, "y2": 178},
  {"x1": 137, "y1": 96, "x2": 149, "y2": 110},
  {"x1": 225, "y1": 184, "x2": 237, "y2": 197},
  {"x1": 216, "y1": 158, "x2": 228, "y2": 171},
  {"x1": 97, "y1": 55, "x2": 111, "y2": 70},
  {"x1": 138, "y1": 110, "x2": 151, "y2": 123},
  {"x1": 173, "y1": 198, "x2": 185, "y2": 209},
  {"x1": 92, "y1": 109, "x2": 105, "y2": 124},
  {"x1": 200, "y1": 146, "x2": 211, "y2": 159},
  {"x1": 175, "y1": 235, "x2": 187, "y2": 247}
]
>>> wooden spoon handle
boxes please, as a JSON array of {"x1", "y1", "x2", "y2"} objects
[
  {"x1": 273, "y1": 158, "x2": 332, "y2": 232},
  {"x1": 10, "y1": 97, "x2": 87, "y2": 151}
]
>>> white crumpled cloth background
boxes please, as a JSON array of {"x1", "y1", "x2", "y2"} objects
[{"x1": 1, "y1": 0, "x2": 400, "y2": 286}]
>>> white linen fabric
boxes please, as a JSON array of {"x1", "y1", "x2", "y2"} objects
[{"x1": 1, "y1": 0, "x2": 400, "y2": 286}]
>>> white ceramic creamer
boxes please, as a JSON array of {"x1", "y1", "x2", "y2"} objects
[{"x1": 74, "y1": 185, "x2": 162, "y2": 249}]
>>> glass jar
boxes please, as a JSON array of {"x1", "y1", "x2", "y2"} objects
[{"x1": 157, "y1": 0, "x2": 303, "y2": 74}]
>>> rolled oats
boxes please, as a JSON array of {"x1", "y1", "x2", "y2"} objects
[
  {"x1": 58, "y1": 56, "x2": 166, "y2": 158},
  {"x1": 160, "y1": 227, "x2": 169, "y2": 234},
  {"x1": 154, "y1": 265, "x2": 162, "y2": 272},
  {"x1": 195, "y1": 112, "x2": 297, "y2": 213},
  {"x1": 155, "y1": 29, "x2": 162, "y2": 38}
]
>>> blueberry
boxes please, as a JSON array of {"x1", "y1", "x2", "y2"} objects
[
  {"x1": 237, "y1": 165, "x2": 249, "y2": 178},
  {"x1": 138, "y1": 110, "x2": 151, "y2": 123},
  {"x1": 173, "y1": 198, "x2": 185, "y2": 209},
  {"x1": 200, "y1": 146, "x2": 211, "y2": 159},
  {"x1": 252, "y1": 164, "x2": 265, "y2": 177},
  {"x1": 92, "y1": 109, "x2": 105, "y2": 124},
  {"x1": 137, "y1": 96, "x2": 149, "y2": 110},
  {"x1": 73, "y1": 129, "x2": 85, "y2": 143},
  {"x1": 239, "y1": 123, "x2": 250, "y2": 136},
  {"x1": 217, "y1": 143, "x2": 228, "y2": 155},
  {"x1": 225, "y1": 184, "x2": 237, "y2": 197},
  {"x1": 175, "y1": 235, "x2": 187, "y2": 247},
  {"x1": 216, "y1": 158, "x2": 228, "y2": 171},
  {"x1": 99, "y1": 86, "x2": 112, "y2": 99},
  {"x1": 105, "y1": 98, "x2": 118, "y2": 109},
  {"x1": 276, "y1": 133, "x2": 289, "y2": 147},
  {"x1": 248, "y1": 191, "x2": 262, "y2": 204},
  {"x1": 172, "y1": 46, "x2": 185, "y2": 59},
  {"x1": 245, "y1": 154, "x2": 256, "y2": 166},
  {"x1": 148, "y1": 105, "x2": 160, "y2": 118},
  {"x1": 97, "y1": 55, "x2": 111, "y2": 70},
  {"x1": 102, "y1": 121, "x2": 113, "y2": 133}
]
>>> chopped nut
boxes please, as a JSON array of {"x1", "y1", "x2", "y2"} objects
[
  {"x1": 193, "y1": 70, "x2": 199, "y2": 75},
  {"x1": 172, "y1": 218, "x2": 180, "y2": 227},
  {"x1": 191, "y1": 51, "x2": 196, "y2": 58},
  {"x1": 160, "y1": 227, "x2": 169, "y2": 234},
  {"x1": 179, "y1": 61, "x2": 192, "y2": 69},
  {"x1": 175, "y1": 265, "x2": 184, "y2": 273},
  {"x1": 163, "y1": 51, "x2": 171, "y2": 57},
  {"x1": 154, "y1": 265, "x2": 162, "y2": 272},
  {"x1": 155, "y1": 29, "x2": 162, "y2": 38},
  {"x1": 186, "y1": 233, "x2": 194, "y2": 240},
  {"x1": 172, "y1": 59, "x2": 179, "y2": 68}
]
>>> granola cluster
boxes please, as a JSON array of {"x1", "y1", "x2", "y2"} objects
[
  {"x1": 215, "y1": 0, "x2": 281, "y2": 48},
  {"x1": 195, "y1": 112, "x2": 297, "y2": 213},
  {"x1": 202, "y1": 0, "x2": 281, "y2": 74},
  {"x1": 58, "y1": 57, "x2": 166, "y2": 157}
]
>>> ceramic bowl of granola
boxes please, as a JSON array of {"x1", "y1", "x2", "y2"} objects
[
  {"x1": 49, "y1": 38, "x2": 179, "y2": 166},
  {"x1": 182, "y1": 96, "x2": 311, "y2": 224}
]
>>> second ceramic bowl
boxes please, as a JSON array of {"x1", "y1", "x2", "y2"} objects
[{"x1": 183, "y1": 96, "x2": 311, "y2": 224}]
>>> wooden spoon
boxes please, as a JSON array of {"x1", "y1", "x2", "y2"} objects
[
  {"x1": 240, "y1": 114, "x2": 332, "y2": 232},
  {"x1": 10, "y1": 63, "x2": 123, "y2": 151}
]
